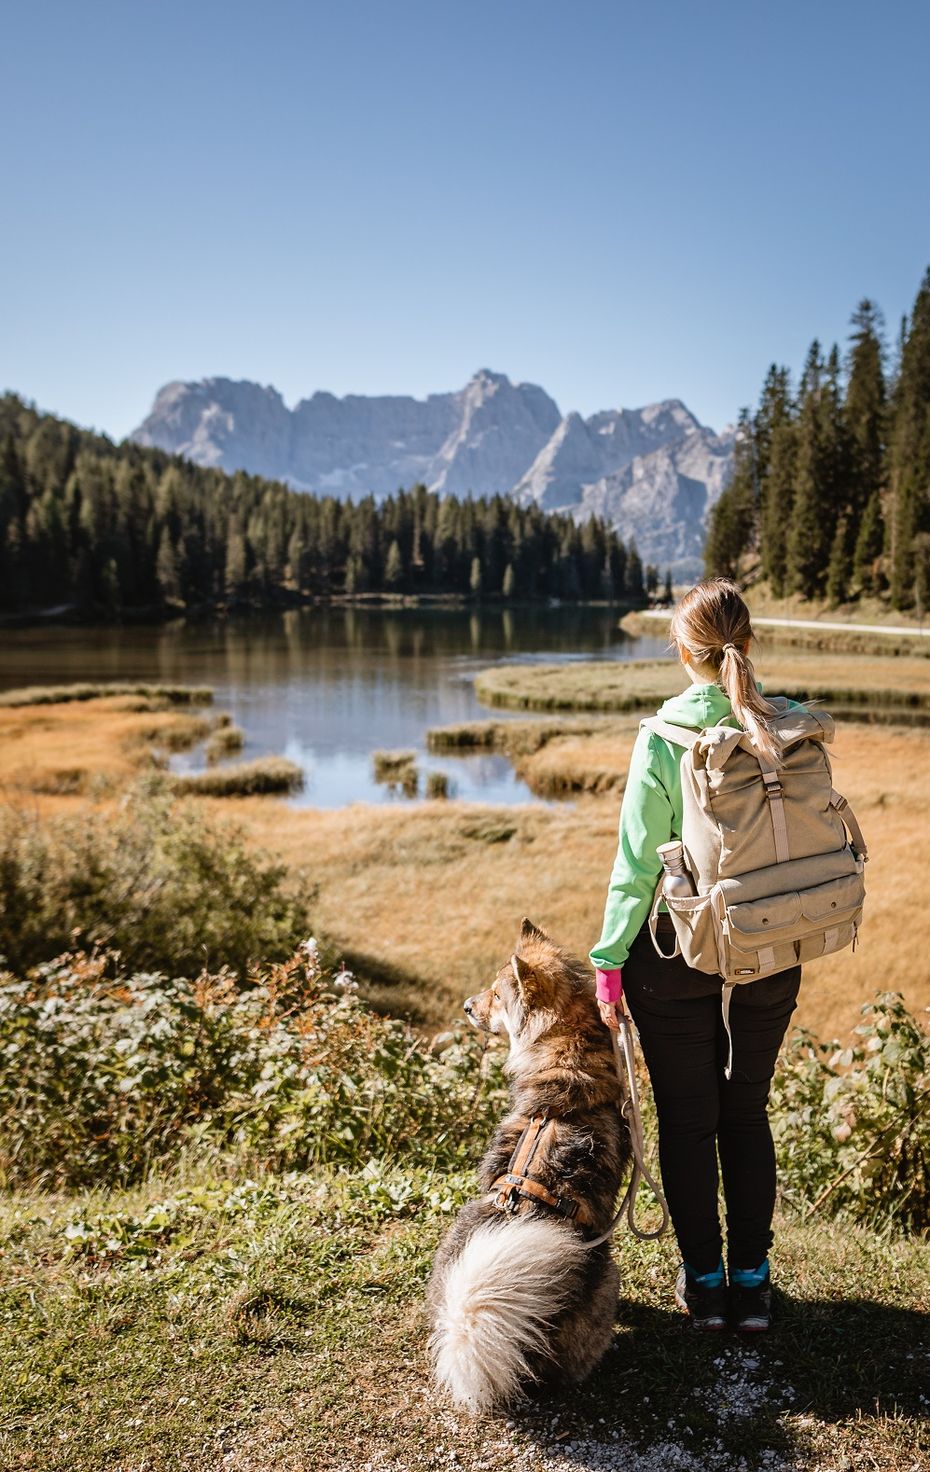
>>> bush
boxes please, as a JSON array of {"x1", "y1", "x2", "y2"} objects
[
  {"x1": 0, "y1": 946, "x2": 503, "y2": 1189},
  {"x1": 0, "y1": 782, "x2": 309, "y2": 975},
  {"x1": 771, "y1": 992, "x2": 930, "y2": 1235}
]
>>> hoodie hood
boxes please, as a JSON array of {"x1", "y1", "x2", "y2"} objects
[{"x1": 656, "y1": 681, "x2": 742, "y2": 731}]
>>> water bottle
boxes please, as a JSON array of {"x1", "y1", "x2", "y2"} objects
[{"x1": 656, "y1": 841, "x2": 696, "y2": 899}]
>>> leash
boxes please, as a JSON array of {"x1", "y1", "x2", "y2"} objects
[{"x1": 583, "y1": 1005, "x2": 669, "y2": 1249}]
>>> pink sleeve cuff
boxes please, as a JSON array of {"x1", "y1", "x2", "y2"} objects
[{"x1": 595, "y1": 968, "x2": 623, "y2": 1004}]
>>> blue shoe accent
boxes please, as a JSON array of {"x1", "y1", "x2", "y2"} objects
[
  {"x1": 730, "y1": 1258, "x2": 769, "y2": 1289},
  {"x1": 684, "y1": 1255, "x2": 725, "y2": 1289}
]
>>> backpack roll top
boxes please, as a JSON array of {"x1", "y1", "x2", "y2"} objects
[{"x1": 642, "y1": 698, "x2": 868, "y2": 991}]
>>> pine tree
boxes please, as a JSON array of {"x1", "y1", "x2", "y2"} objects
[
  {"x1": 760, "y1": 415, "x2": 797, "y2": 595},
  {"x1": 156, "y1": 528, "x2": 181, "y2": 602},
  {"x1": 100, "y1": 557, "x2": 122, "y2": 617},
  {"x1": 826, "y1": 516, "x2": 850, "y2": 606},
  {"x1": 705, "y1": 409, "x2": 757, "y2": 579},
  {"x1": 753, "y1": 366, "x2": 796, "y2": 593},
  {"x1": 626, "y1": 542, "x2": 644, "y2": 602},
  {"x1": 469, "y1": 555, "x2": 482, "y2": 596},
  {"x1": 913, "y1": 533, "x2": 930, "y2": 624},
  {"x1": 853, "y1": 491, "x2": 884, "y2": 594},
  {"x1": 845, "y1": 300, "x2": 887, "y2": 593},
  {"x1": 384, "y1": 539, "x2": 403, "y2": 589},
  {"x1": 502, "y1": 562, "x2": 515, "y2": 598},
  {"x1": 888, "y1": 268, "x2": 930, "y2": 607},
  {"x1": 225, "y1": 529, "x2": 248, "y2": 601},
  {"x1": 663, "y1": 568, "x2": 673, "y2": 603},
  {"x1": 787, "y1": 342, "x2": 844, "y2": 600}
]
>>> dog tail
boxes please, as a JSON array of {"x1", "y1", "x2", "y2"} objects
[{"x1": 429, "y1": 1217, "x2": 589, "y2": 1412}]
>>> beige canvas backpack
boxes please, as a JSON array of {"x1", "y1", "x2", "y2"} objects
[{"x1": 643, "y1": 698, "x2": 868, "y2": 1076}]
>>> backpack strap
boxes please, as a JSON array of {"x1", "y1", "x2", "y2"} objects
[
  {"x1": 758, "y1": 763, "x2": 791, "y2": 863},
  {"x1": 640, "y1": 717, "x2": 703, "y2": 749},
  {"x1": 830, "y1": 789, "x2": 869, "y2": 863}
]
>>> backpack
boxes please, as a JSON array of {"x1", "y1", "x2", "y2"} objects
[{"x1": 642, "y1": 697, "x2": 868, "y2": 1077}]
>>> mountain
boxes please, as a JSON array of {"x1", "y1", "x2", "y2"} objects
[{"x1": 133, "y1": 370, "x2": 734, "y2": 574}]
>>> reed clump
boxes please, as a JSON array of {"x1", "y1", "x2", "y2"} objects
[
  {"x1": 428, "y1": 715, "x2": 632, "y2": 796},
  {"x1": 205, "y1": 724, "x2": 245, "y2": 763},
  {"x1": 372, "y1": 749, "x2": 419, "y2": 797},
  {"x1": 425, "y1": 770, "x2": 451, "y2": 799},
  {"x1": 0, "y1": 682, "x2": 213, "y2": 708},
  {"x1": 172, "y1": 757, "x2": 303, "y2": 797},
  {"x1": 372, "y1": 749, "x2": 417, "y2": 779}
]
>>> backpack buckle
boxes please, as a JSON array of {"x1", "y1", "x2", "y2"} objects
[{"x1": 762, "y1": 777, "x2": 784, "y2": 800}]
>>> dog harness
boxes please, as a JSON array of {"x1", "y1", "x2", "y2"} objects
[{"x1": 488, "y1": 1114, "x2": 594, "y2": 1227}]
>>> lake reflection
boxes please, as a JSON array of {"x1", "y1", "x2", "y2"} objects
[{"x1": 0, "y1": 606, "x2": 672, "y2": 806}]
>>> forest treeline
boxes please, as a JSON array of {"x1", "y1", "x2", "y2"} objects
[
  {"x1": 705, "y1": 266, "x2": 930, "y2": 610},
  {"x1": 0, "y1": 396, "x2": 649, "y2": 617}
]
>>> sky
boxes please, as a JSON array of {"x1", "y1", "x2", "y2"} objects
[{"x1": 2, "y1": 0, "x2": 929, "y2": 441}]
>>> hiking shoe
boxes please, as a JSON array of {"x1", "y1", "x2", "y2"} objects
[
  {"x1": 674, "y1": 1263, "x2": 727, "y2": 1331},
  {"x1": 730, "y1": 1268, "x2": 772, "y2": 1332}
]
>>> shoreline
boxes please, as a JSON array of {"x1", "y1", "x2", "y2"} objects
[{"x1": 0, "y1": 592, "x2": 645, "y2": 631}]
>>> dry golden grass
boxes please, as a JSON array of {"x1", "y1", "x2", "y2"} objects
[
  {"x1": 4, "y1": 695, "x2": 927, "y2": 1044},
  {"x1": 217, "y1": 720, "x2": 930, "y2": 1042},
  {"x1": 622, "y1": 603, "x2": 930, "y2": 656},
  {"x1": 475, "y1": 650, "x2": 930, "y2": 713},
  {"x1": 0, "y1": 697, "x2": 211, "y2": 794},
  {"x1": 428, "y1": 715, "x2": 631, "y2": 795}
]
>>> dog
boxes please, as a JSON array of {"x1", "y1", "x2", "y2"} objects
[{"x1": 427, "y1": 918, "x2": 631, "y2": 1412}]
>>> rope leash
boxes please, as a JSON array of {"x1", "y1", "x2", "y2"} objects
[{"x1": 584, "y1": 1006, "x2": 669, "y2": 1249}]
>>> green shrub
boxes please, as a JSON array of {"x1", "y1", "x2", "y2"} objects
[
  {"x1": 0, "y1": 782, "x2": 309, "y2": 974},
  {"x1": 0, "y1": 946, "x2": 503, "y2": 1190},
  {"x1": 771, "y1": 992, "x2": 930, "y2": 1235}
]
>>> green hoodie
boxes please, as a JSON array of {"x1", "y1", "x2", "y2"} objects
[{"x1": 589, "y1": 681, "x2": 744, "y2": 974}]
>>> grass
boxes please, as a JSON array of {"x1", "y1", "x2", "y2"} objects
[
  {"x1": 5, "y1": 676, "x2": 930, "y2": 1044},
  {"x1": 372, "y1": 749, "x2": 417, "y2": 777},
  {"x1": 221, "y1": 718, "x2": 930, "y2": 1043},
  {"x1": 622, "y1": 607, "x2": 930, "y2": 658},
  {"x1": 474, "y1": 651, "x2": 930, "y2": 717},
  {"x1": 172, "y1": 756, "x2": 304, "y2": 797},
  {"x1": 0, "y1": 696, "x2": 218, "y2": 795},
  {"x1": 205, "y1": 723, "x2": 246, "y2": 763},
  {"x1": 429, "y1": 716, "x2": 631, "y2": 795},
  {"x1": 372, "y1": 749, "x2": 420, "y2": 797},
  {"x1": 0, "y1": 694, "x2": 291, "y2": 799},
  {"x1": 0, "y1": 681, "x2": 214, "y2": 707},
  {"x1": 0, "y1": 1165, "x2": 926, "y2": 1472}
]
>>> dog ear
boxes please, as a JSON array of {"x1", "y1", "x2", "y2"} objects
[
  {"x1": 511, "y1": 951, "x2": 545, "y2": 1007},
  {"x1": 519, "y1": 917, "x2": 551, "y2": 946}
]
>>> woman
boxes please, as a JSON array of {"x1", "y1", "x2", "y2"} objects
[{"x1": 590, "y1": 577, "x2": 800, "y2": 1333}]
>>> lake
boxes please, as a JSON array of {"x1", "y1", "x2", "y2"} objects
[{"x1": 0, "y1": 605, "x2": 672, "y2": 806}]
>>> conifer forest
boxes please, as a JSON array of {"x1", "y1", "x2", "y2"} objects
[
  {"x1": 0, "y1": 396, "x2": 645, "y2": 618},
  {"x1": 705, "y1": 267, "x2": 930, "y2": 611}
]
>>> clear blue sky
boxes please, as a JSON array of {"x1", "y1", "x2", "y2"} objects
[{"x1": 2, "y1": 0, "x2": 928, "y2": 441}]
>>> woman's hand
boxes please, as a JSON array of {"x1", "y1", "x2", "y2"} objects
[{"x1": 597, "y1": 999, "x2": 621, "y2": 1031}]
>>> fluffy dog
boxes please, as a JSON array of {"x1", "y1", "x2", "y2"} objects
[{"x1": 428, "y1": 919, "x2": 631, "y2": 1412}]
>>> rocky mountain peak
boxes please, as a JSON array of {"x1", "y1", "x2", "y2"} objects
[{"x1": 132, "y1": 370, "x2": 733, "y2": 574}]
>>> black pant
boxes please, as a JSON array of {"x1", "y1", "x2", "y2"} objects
[{"x1": 622, "y1": 915, "x2": 801, "y2": 1276}]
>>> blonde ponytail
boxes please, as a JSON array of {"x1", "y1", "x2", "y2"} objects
[{"x1": 670, "y1": 577, "x2": 782, "y2": 769}]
